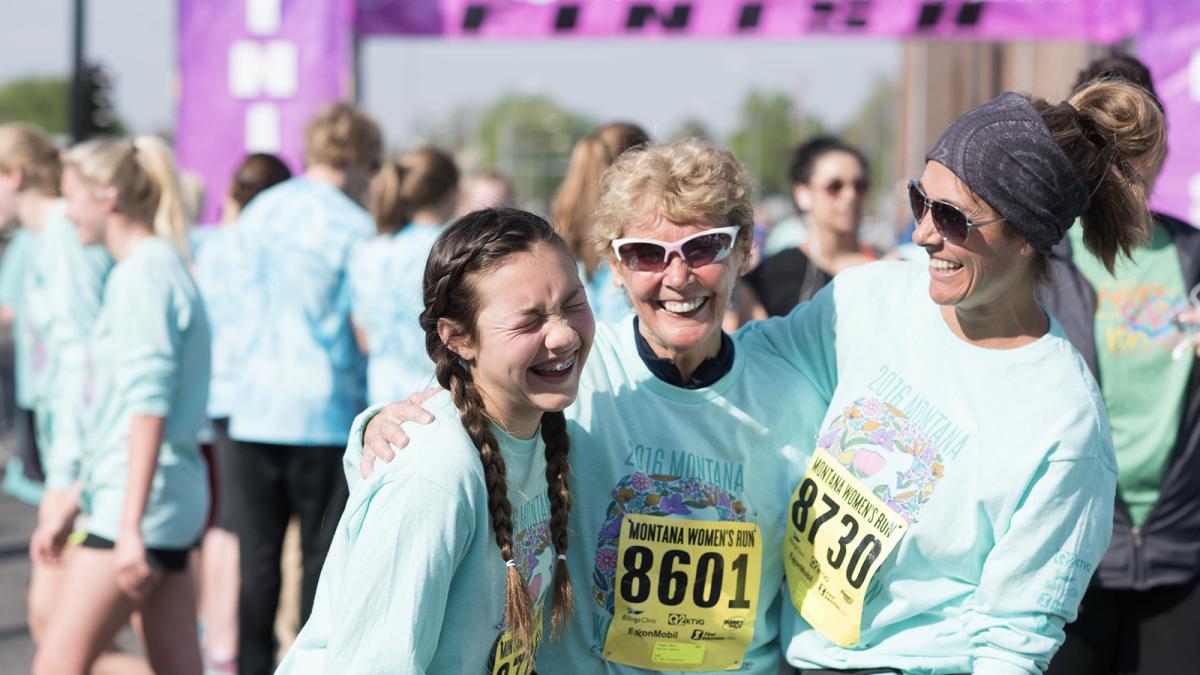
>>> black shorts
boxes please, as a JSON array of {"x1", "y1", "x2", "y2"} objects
[
  {"x1": 14, "y1": 407, "x2": 44, "y2": 483},
  {"x1": 80, "y1": 534, "x2": 191, "y2": 573}
]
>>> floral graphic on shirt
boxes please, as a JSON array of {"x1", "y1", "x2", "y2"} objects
[
  {"x1": 590, "y1": 472, "x2": 747, "y2": 615},
  {"x1": 1095, "y1": 283, "x2": 1188, "y2": 354},
  {"x1": 511, "y1": 521, "x2": 552, "y2": 619},
  {"x1": 817, "y1": 397, "x2": 946, "y2": 524}
]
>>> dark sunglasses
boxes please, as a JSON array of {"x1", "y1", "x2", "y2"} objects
[
  {"x1": 610, "y1": 226, "x2": 741, "y2": 273},
  {"x1": 907, "y1": 180, "x2": 1005, "y2": 245},
  {"x1": 822, "y1": 178, "x2": 870, "y2": 196}
]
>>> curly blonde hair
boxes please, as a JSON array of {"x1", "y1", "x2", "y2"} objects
[{"x1": 591, "y1": 138, "x2": 755, "y2": 262}]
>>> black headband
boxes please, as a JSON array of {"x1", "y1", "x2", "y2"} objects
[{"x1": 926, "y1": 92, "x2": 1089, "y2": 255}]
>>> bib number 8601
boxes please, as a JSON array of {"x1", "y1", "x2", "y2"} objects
[
  {"x1": 790, "y1": 477, "x2": 882, "y2": 589},
  {"x1": 619, "y1": 547, "x2": 752, "y2": 609}
]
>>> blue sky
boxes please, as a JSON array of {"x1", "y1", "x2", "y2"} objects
[{"x1": 2, "y1": 1, "x2": 901, "y2": 142}]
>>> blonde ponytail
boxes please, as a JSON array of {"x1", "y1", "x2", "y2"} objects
[
  {"x1": 131, "y1": 136, "x2": 190, "y2": 258},
  {"x1": 66, "y1": 136, "x2": 192, "y2": 259}
]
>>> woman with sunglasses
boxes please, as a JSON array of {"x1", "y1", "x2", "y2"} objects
[
  {"x1": 743, "y1": 79, "x2": 1162, "y2": 674},
  {"x1": 350, "y1": 138, "x2": 830, "y2": 674},
  {"x1": 735, "y1": 137, "x2": 877, "y2": 322}
]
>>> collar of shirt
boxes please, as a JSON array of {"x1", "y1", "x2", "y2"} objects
[{"x1": 632, "y1": 316, "x2": 735, "y2": 390}]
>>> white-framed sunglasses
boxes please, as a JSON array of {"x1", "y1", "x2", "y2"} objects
[{"x1": 610, "y1": 226, "x2": 741, "y2": 273}]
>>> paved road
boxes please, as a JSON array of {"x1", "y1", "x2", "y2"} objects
[{"x1": 0, "y1": 478, "x2": 37, "y2": 673}]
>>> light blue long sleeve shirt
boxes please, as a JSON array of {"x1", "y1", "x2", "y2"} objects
[
  {"x1": 348, "y1": 222, "x2": 443, "y2": 405},
  {"x1": 79, "y1": 237, "x2": 211, "y2": 549},
  {"x1": 228, "y1": 177, "x2": 373, "y2": 446},
  {"x1": 22, "y1": 201, "x2": 113, "y2": 488},
  {"x1": 279, "y1": 391, "x2": 557, "y2": 674},
  {"x1": 741, "y1": 261, "x2": 1116, "y2": 675},
  {"x1": 1, "y1": 227, "x2": 39, "y2": 410}
]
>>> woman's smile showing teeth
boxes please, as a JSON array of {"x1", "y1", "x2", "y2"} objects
[
  {"x1": 529, "y1": 353, "x2": 578, "y2": 382},
  {"x1": 930, "y1": 258, "x2": 963, "y2": 273},
  {"x1": 659, "y1": 297, "x2": 707, "y2": 315}
]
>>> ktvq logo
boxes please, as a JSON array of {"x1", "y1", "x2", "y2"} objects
[{"x1": 668, "y1": 613, "x2": 703, "y2": 626}]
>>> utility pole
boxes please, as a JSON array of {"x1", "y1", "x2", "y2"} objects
[{"x1": 69, "y1": 0, "x2": 86, "y2": 141}]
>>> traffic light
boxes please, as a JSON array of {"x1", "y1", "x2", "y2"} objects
[{"x1": 77, "y1": 63, "x2": 116, "y2": 139}]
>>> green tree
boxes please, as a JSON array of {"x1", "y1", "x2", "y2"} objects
[
  {"x1": 841, "y1": 75, "x2": 897, "y2": 217},
  {"x1": 728, "y1": 90, "x2": 822, "y2": 198},
  {"x1": 0, "y1": 75, "x2": 127, "y2": 137},
  {"x1": 0, "y1": 76, "x2": 72, "y2": 134},
  {"x1": 478, "y1": 94, "x2": 593, "y2": 208},
  {"x1": 670, "y1": 117, "x2": 713, "y2": 142}
]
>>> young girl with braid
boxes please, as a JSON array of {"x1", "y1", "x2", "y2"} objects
[{"x1": 278, "y1": 208, "x2": 592, "y2": 674}]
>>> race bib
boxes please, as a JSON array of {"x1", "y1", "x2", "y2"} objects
[
  {"x1": 490, "y1": 602, "x2": 544, "y2": 675},
  {"x1": 784, "y1": 447, "x2": 907, "y2": 647},
  {"x1": 602, "y1": 514, "x2": 762, "y2": 671}
]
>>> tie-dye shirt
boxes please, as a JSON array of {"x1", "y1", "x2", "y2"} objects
[
  {"x1": 79, "y1": 237, "x2": 211, "y2": 549},
  {"x1": 348, "y1": 222, "x2": 443, "y2": 405},
  {"x1": 23, "y1": 201, "x2": 113, "y2": 488},
  {"x1": 229, "y1": 178, "x2": 372, "y2": 446},
  {"x1": 280, "y1": 390, "x2": 556, "y2": 674},
  {"x1": 744, "y1": 261, "x2": 1116, "y2": 675},
  {"x1": 192, "y1": 225, "x2": 250, "y2": 420}
]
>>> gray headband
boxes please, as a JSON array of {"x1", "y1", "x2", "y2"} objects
[{"x1": 925, "y1": 92, "x2": 1089, "y2": 255}]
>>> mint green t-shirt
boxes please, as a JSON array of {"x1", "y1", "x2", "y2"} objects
[
  {"x1": 744, "y1": 261, "x2": 1116, "y2": 675},
  {"x1": 79, "y1": 237, "x2": 211, "y2": 549},
  {"x1": 1069, "y1": 223, "x2": 1190, "y2": 526},
  {"x1": 280, "y1": 391, "x2": 557, "y2": 675}
]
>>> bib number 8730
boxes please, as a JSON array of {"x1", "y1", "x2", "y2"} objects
[
  {"x1": 790, "y1": 477, "x2": 882, "y2": 589},
  {"x1": 618, "y1": 547, "x2": 752, "y2": 609}
]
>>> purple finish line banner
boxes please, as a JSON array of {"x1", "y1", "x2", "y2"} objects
[
  {"x1": 177, "y1": 0, "x2": 356, "y2": 224},
  {"x1": 1139, "y1": 0, "x2": 1200, "y2": 224},
  {"x1": 358, "y1": 0, "x2": 1140, "y2": 42}
]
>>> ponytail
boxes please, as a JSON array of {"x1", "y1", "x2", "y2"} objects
[
  {"x1": 1032, "y1": 79, "x2": 1166, "y2": 272},
  {"x1": 66, "y1": 135, "x2": 192, "y2": 259},
  {"x1": 369, "y1": 162, "x2": 409, "y2": 234},
  {"x1": 132, "y1": 136, "x2": 190, "y2": 258}
]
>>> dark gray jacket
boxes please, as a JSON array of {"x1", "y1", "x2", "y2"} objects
[{"x1": 1038, "y1": 212, "x2": 1200, "y2": 590}]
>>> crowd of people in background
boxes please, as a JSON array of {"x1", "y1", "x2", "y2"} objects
[{"x1": 0, "y1": 51, "x2": 1195, "y2": 675}]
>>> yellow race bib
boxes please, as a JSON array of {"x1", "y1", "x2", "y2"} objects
[
  {"x1": 784, "y1": 447, "x2": 907, "y2": 647},
  {"x1": 602, "y1": 514, "x2": 762, "y2": 671},
  {"x1": 491, "y1": 603, "x2": 544, "y2": 675}
]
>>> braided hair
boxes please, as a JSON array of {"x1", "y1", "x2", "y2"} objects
[{"x1": 420, "y1": 207, "x2": 576, "y2": 650}]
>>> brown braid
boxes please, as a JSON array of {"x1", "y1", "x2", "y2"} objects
[
  {"x1": 540, "y1": 410, "x2": 574, "y2": 637},
  {"x1": 419, "y1": 207, "x2": 580, "y2": 654}
]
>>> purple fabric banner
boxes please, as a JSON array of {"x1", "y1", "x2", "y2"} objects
[
  {"x1": 1139, "y1": 0, "x2": 1200, "y2": 225},
  {"x1": 355, "y1": 0, "x2": 1140, "y2": 42},
  {"x1": 177, "y1": 0, "x2": 357, "y2": 224}
]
